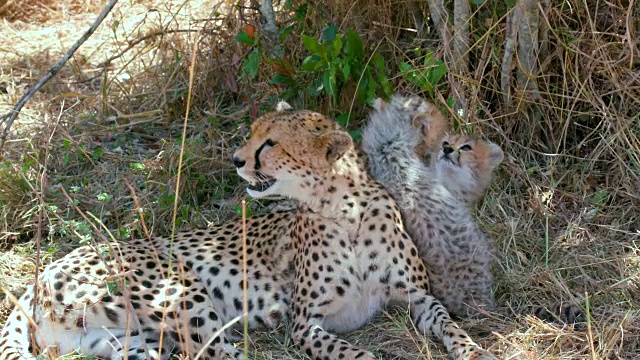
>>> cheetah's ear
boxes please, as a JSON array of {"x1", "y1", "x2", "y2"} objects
[
  {"x1": 486, "y1": 141, "x2": 504, "y2": 169},
  {"x1": 276, "y1": 100, "x2": 293, "y2": 111},
  {"x1": 316, "y1": 130, "x2": 353, "y2": 163},
  {"x1": 372, "y1": 98, "x2": 387, "y2": 112}
]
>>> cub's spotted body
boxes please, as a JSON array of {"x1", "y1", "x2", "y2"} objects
[
  {"x1": 362, "y1": 94, "x2": 503, "y2": 317},
  {"x1": 232, "y1": 105, "x2": 497, "y2": 359}
]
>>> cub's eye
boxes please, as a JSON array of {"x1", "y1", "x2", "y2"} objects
[
  {"x1": 460, "y1": 145, "x2": 473, "y2": 151},
  {"x1": 442, "y1": 141, "x2": 450, "y2": 147},
  {"x1": 265, "y1": 139, "x2": 276, "y2": 147}
]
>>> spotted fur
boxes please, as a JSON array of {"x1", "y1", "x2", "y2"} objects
[
  {"x1": 362, "y1": 94, "x2": 498, "y2": 317},
  {"x1": 232, "y1": 106, "x2": 497, "y2": 359}
]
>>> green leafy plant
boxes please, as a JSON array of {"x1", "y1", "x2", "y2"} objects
[
  {"x1": 300, "y1": 26, "x2": 392, "y2": 105},
  {"x1": 399, "y1": 50, "x2": 447, "y2": 95}
]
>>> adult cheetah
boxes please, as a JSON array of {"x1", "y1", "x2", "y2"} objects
[
  {"x1": 232, "y1": 104, "x2": 497, "y2": 359},
  {"x1": 0, "y1": 101, "x2": 495, "y2": 360}
]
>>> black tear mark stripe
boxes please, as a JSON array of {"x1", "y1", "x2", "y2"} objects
[{"x1": 254, "y1": 139, "x2": 276, "y2": 169}]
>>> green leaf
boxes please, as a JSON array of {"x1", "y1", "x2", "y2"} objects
[
  {"x1": 130, "y1": 162, "x2": 146, "y2": 171},
  {"x1": 371, "y1": 53, "x2": 386, "y2": 72},
  {"x1": 446, "y1": 97, "x2": 455, "y2": 109},
  {"x1": 399, "y1": 62, "x2": 429, "y2": 90},
  {"x1": 235, "y1": 31, "x2": 255, "y2": 45},
  {"x1": 323, "y1": 67, "x2": 337, "y2": 97},
  {"x1": 376, "y1": 73, "x2": 393, "y2": 98},
  {"x1": 344, "y1": 29, "x2": 363, "y2": 61},
  {"x1": 322, "y1": 24, "x2": 338, "y2": 42},
  {"x1": 505, "y1": 0, "x2": 517, "y2": 7},
  {"x1": 279, "y1": 25, "x2": 295, "y2": 42},
  {"x1": 342, "y1": 61, "x2": 351, "y2": 80},
  {"x1": 309, "y1": 77, "x2": 324, "y2": 96},
  {"x1": 427, "y1": 60, "x2": 447, "y2": 88},
  {"x1": 590, "y1": 188, "x2": 610, "y2": 206},
  {"x1": 336, "y1": 113, "x2": 350, "y2": 127},
  {"x1": 242, "y1": 48, "x2": 261, "y2": 79},
  {"x1": 472, "y1": 0, "x2": 486, "y2": 4},
  {"x1": 294, "y1": 4, "x2": 308, "y2": 22},
  {"x1": 349, "y1": 129, "x2": 362, "y2": 141},
  {"x1": 302, "y1": 35, "x2": 324, "y2": 56},
  {"x1": 301, "y1": 54, "x2": 324, "y2": 71},
  {"x1": 331, "y1": 34, "x2": 343, "y2": 59},
  {"x1": 92, "y1": 147, "x2": 104, "y2": 160},
  {"x1": 270, "y1": 73, "x2": 294, "y2": 85},
  {"x1": 365, "y1": 71, "x2": 376, "y2": 103}
]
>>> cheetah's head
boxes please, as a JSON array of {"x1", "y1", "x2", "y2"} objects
[
  {"x1": 434, "y1": 134, "x2": 503, "y2": 204},
  {"x1": 232, "y1": 102, "x2": 354, "y2": 200}
]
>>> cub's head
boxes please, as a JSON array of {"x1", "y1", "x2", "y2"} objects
[
  {"x1": 434, "y1": 134, "x2": 504, "y2": 204},
  {"x1": 232, "y1": 102, "x2": 354, "y2": 200},
  {"x1": 371, "y1": 95, "x2": 449, "y2": 158}
]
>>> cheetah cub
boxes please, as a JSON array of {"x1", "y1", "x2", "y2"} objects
[
  {"x1": 432, "y1": 133, "x2": 503, "y2": 206},
  {"x1": 362, "y1": 94, "x2": 503, "y2": 317}
]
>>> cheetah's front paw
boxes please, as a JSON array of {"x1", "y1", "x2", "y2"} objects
[{"x1": 466, "y1": 348, "x2": 498, "y2": 360}]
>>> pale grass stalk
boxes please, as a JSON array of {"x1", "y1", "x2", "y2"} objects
[
  {"x1": 585, "y1": 292, "x2": 597, "y2": 360},
  {"x1": 193, "y1": 315, "x2": 243, "y2": 360},
  {"x1": 167, "y1": 25, "x2": 202, "y2": 359},
  {"x1": 242, "y1": 199, "x2": 249, "y2": 358}
]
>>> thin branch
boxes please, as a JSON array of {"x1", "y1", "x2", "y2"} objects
[
  {"x1": 501, "y1": 12, "x2": 517, "y2": 106},
  {"x1": 451, "y1": 0, "x2": 471, "y2": 119},
  {"x1": 0, "y1": 0, "x2": 119, "y2": 149},
  {"x1": 97, "y1": 29, "x2": 199, "y2": 68}
]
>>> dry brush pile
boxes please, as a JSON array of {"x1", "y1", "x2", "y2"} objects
[{"x1": 0, "y1": 0, "x2": 638, "y2": 359}]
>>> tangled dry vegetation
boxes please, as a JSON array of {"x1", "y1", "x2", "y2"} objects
[{"x1": 0, "y1": 0, "x2": 638, "y2": 359}]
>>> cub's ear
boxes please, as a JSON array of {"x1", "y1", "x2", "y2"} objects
[
  {"x1": 486, "y1": 141, "x2": 504, "y2": 169},
  {"x1": 316, "y1": 130, "x2": 353, "y2": 163},
  {"x1": 276, "y1": 100, "x2": 293, "y2": 111},
  {"x1": 372, "y1": 98, "x2": 387, "y2": 112}
]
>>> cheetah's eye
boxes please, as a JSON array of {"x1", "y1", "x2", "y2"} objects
[
  {"x1": 460, "y1": 145, "x2": 472, "y2": 151},
  {"x1": 265, "y1": 139, "x2": 276, "y2": 147}
]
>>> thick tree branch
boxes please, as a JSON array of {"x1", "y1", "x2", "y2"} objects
[
  {"x1": 256, "y1": 0, "x2": 282, "y2": 58},
  {"x1": 0, "y1": 0, "x2": 119, "y2": 149},
  {"x1": 517, "y1": 0, "x2": 542, "y2": 101}
]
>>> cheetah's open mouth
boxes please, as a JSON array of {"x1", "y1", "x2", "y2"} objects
[{"x1": 247, "y1": 177, "x2": 277, "y2": 192}]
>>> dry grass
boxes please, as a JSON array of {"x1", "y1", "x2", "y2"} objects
[{"x1": 0, "y1": 0, "x2": 639, "y2": 359}]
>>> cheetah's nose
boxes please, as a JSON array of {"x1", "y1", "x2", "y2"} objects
[
  {"x1": 443, "y1": 145, "x2": 454, "y2": 155},
  {"x1": 232, "y1": 156, "x2": 246, "y2": 168}
]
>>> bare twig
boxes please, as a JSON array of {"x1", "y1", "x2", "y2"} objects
[
  {"x1": 0, "y1": 0, "x2": 119, "y2": 149},
  {"x1": 501, "y1": 11, "x2": 517, "y2": 106},
  {"x1": 97, "y1": 29, "x2": 200, "y2": 68}
]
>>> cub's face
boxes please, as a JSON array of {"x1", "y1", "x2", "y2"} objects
[
  {"x1": 434, "y1": 134, "x2": 503, "y2": 203},
  {"x1": 232, "y1": 108, "x2": 352, "y2": 199}
]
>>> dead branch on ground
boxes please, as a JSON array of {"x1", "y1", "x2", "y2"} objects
[{"x1": 0, "y1": 0, "x2": 119, "y2": 150}]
